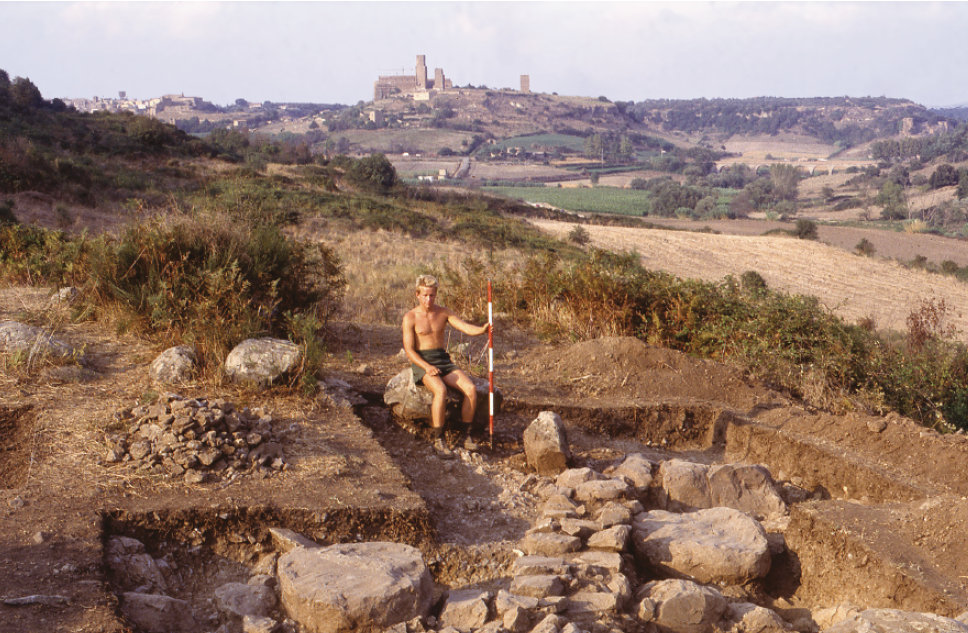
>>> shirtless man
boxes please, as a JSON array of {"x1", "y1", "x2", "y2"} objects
[{"x1": 402, "y1": 274, "x2": 490, "y2": 458}]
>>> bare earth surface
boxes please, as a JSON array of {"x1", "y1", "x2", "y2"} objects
[
  {"x1": 530, "y1": 219, "x2": 968, "y2": 343},
  {"x1": 6, "y1": 218, "x2": 968, "y2": 632}
]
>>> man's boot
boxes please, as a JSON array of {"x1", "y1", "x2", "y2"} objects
[{"x1": 432, "y1": 428, "x2": 455, "y2": 459}]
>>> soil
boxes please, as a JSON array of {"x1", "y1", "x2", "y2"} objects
[{"x1": 6, "y1": 253, "x2": 968, "y2": 632}]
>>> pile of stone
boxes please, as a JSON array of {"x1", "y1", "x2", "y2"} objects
[
  {"x1": 104, "y1": 394, "x2": 285, "y2": 484},
  {"x1": 109, "y1": 533, "x2": 296, "y2": 633},
  {"x1": 105, "y1": 409, "x2": 968, "y2": 633}
]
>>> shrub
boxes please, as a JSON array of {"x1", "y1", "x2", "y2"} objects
[
  {"x1": 83, "y1": 212, "x2": 345, "y2": 376},
  {"x1": 855, "y1": 238, "x2": 876, "y2": 256},
  {"x1": 568, "y1": 225, "x2": 590, "y2": 246},
  {"x1": 444, "y1": 248, "x2": 968, "y2": 430},
  {"x1": 347, "y1": 153, "x2": 397, "y2": 191},
  {"x1": 794, "y1": 219, "x2": 818, "y2": 240},
  {"x1": 0, "y1": 199, "x2": 16, "y2": 225},
  {"x1": 740, "y1": 270, "x2": 768, "y2": 292}
]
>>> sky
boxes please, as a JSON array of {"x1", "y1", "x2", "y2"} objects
[{"x1": 3, "y1": 1, "x2": 968, "y2": 108}]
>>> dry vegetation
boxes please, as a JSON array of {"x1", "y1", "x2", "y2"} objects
[{"x1": 530, "y1": 219, "x2": 968, "y2": 344}]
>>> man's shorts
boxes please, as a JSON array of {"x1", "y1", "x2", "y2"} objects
[{"x1": 411, "y1": 348, "x2": 458, "y2": 385}]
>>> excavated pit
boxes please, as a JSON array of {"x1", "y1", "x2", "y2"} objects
[{"x1": 95, "y1": 391, "x2": 968, "y2": 631}]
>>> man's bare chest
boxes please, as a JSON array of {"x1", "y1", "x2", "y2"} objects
[{"x1": 413, "y1": 310, "x2": 448, "y2": 337}]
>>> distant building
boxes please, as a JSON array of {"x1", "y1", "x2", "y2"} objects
[{"x1": 374, "y1": 54, "x2": 453, "y2": 100}]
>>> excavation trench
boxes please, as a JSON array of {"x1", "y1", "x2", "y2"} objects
[{"x1": 98, "y1": 397, "x2": 968, "y2": 631}]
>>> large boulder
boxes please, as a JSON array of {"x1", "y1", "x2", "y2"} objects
[
  {"x1": 383, "y1": 368, "x2": 500, "y2": 426},
  {"x1": 0, "y1": 320, "x2": 77, "y2": 361},
  {"x1": 659, "y1": 459, "x2": 787, "y2": 520},
  {"x1": 277, "y1": 542, "x2": 433, "y2": 633},
  {"x1": 823, "y1": 609, "x2": 968, "y2": 633},
  {"x1": 632, "y1": 507, "x2": 771, "y2": 585},
  {"x1": 523, "y1": 411, "x2": 571, "y2": 476},
  {"x1": 149, "y1": 345, "x2": 197, "y2": 385},
  {"x1": 224, "y1": 337, "x2": 301, "y2": 389}
]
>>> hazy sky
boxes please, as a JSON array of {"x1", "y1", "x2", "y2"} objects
[{"x1": 3, "y1": 1, "x2": 967, "y2": 108}]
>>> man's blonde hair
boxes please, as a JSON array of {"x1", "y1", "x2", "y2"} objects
[{"x1": 415, "y1": 274, "x2": 439, "y2": 290}]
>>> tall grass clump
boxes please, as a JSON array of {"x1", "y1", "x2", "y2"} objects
[
  {"x1": 83, "y1": 211, "x2": 344, "y2": 378},
  {"x1": 0, "y1": 223, "x2": 89, "y2": 285},
  {"x1": 445, "y1": 249, "x2": 968, "y2": 431}
]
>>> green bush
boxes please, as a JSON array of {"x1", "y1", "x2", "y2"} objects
[
  {"x1": 0, "y1": 198, "x2": 16, "y2": 224},
  {"x1": 568, "y1": 225, "x2": 590, "y2": 246},
  {"x1": 855, "y1": 238, "x2": 876, "y2": 256},
  {"x1": 346, "y1": 153, "x2": 397, "y2": 191},
  {"x1": 794, "y1": 218, "x2": 818, "y2": 240},
  {"x1": 83, "y1": 212, "x2": 344, "y2": 375},
  {"x1": 0, "y1": 223, "x2": 87, "y2": 283}
]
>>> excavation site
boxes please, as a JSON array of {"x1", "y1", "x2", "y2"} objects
[{"x1": 5, "y1": 301, "x2": 968, "y2": 633}]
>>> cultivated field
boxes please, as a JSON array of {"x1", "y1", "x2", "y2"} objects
[{"x1": 530, "y1": 219, "x2": 968, "y2": 343}]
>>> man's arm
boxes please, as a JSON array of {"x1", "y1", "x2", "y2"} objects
[{"x1": 446, "y1": 310, "x2": 489, "y2": 337}]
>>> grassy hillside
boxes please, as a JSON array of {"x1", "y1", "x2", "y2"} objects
[{"x1": 5, "y1": 70, "x2": 968, "y2": 432}]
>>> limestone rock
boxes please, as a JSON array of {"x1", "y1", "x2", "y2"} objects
[
  {"x1": 383, "y1": 368, "x2": 500, "y2": 426},
  {"x1": 596, "y1": 502, "x2": 633, "y2": 528},
  {"x1": 724, "y1": 602, "x2": 789, "y2": 633},
  {"x1": 573, "y1": 478, "x2": 633, "y2": 503},
  {"x1": 149, "y1": 346, "x2": 197, "y2": 385},
  {"x1": 632, "y1": 507, "x2": 771, "y2": 585},
  {"x1": 511, "y1": 555, "x2": 572, "y2": 577},
  {"x1": 224, "y1": 337, "x2": 302, "y2": 389},
  {"x1": 121, "y1": 592, "x2": 196, "y2": 633},
  {"x1": 503, "y1": 605, "x2": 532, "y2": 633},
  {"x1": 277, "y1": 542, "x2": 433, "y2": 633},
  {"x1": 586, "y1": 524, "x2": 631, "y2": 552},
  {"x1": 659, "y1": 459, "x2": 787, "y2": 521},
  {"x1": 317, "y1": 376, "x2": 366, "y2": 408},
  {"x1": 214, "y1": 582, "x2": 277, "y2": 618},
  {"x1": 813, "y1": 603, "x2": 863, "y2": 630},
  {"x1": 105, "y1": 536, "x2": 169, "y2": 593},
  {"x1": 269, "y1": 527, "x2": 320, "y2": 554},
  {"x1": 606, "y1": 453, "x2": 656, "y2": 495},
  {"x1": 0, "y1": 320, "x2": 77, "y2": 361},
  {"x1": 243, "y1": 614, "x2": 279, "y2": 633},
  {"x1": 823, "y1": 609, "x2": 968, "y2": 633},
  {"x1": 556, "y1": 467, "x2": 606, "y2": 489},
  {"x1": 641, "y1": 579, "x2": 728, "y2": 633},
  {"x1": 530, "y1": 614, "x2": 567, "y2": 633},
  {"x1": 520, "y1": 532, "x2": 582, "y2": 557},
  {"x1": 523, "y1": 411, "x2": 571, "y2": 476},
  {"x1": 440, "y1": 589, "x2": 490, "y2": 630},
  {"x1": 494, "y1": 589, "x2": 541, "y2": 614},
  {"x1": 510, "y1": 574, "x2": 566, "y2": 599}
]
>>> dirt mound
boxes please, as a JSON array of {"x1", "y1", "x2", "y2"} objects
[{"x1": 516, "y1": 336, "x2": 777, "y2": 412}]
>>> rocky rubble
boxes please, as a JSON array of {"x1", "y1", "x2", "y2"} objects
[
  {"x1": 103, "y1": 394, "x2": 286, "y2": 484},
  {"x1": 99, "y1": 408, "x2": 968, "y2": 633}
]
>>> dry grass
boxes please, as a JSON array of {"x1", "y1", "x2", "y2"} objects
[
  {"x1": 529, "y1": 219, "x2": 968, "y2": 344},
  {"x1": 289, "y1": 225, "x2": 526, "y2": 326}
]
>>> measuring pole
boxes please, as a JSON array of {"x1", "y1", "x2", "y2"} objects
[{"x1": 487, "y1": 279, "x2": 494, "y2": 450}]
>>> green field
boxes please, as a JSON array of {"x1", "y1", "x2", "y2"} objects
[
  {"x1": 487, "y1": 133, "x2": 586, "y2": 153},
  {"x1": 483, "y1": 185, "x2": 652, "y2": 216}
]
